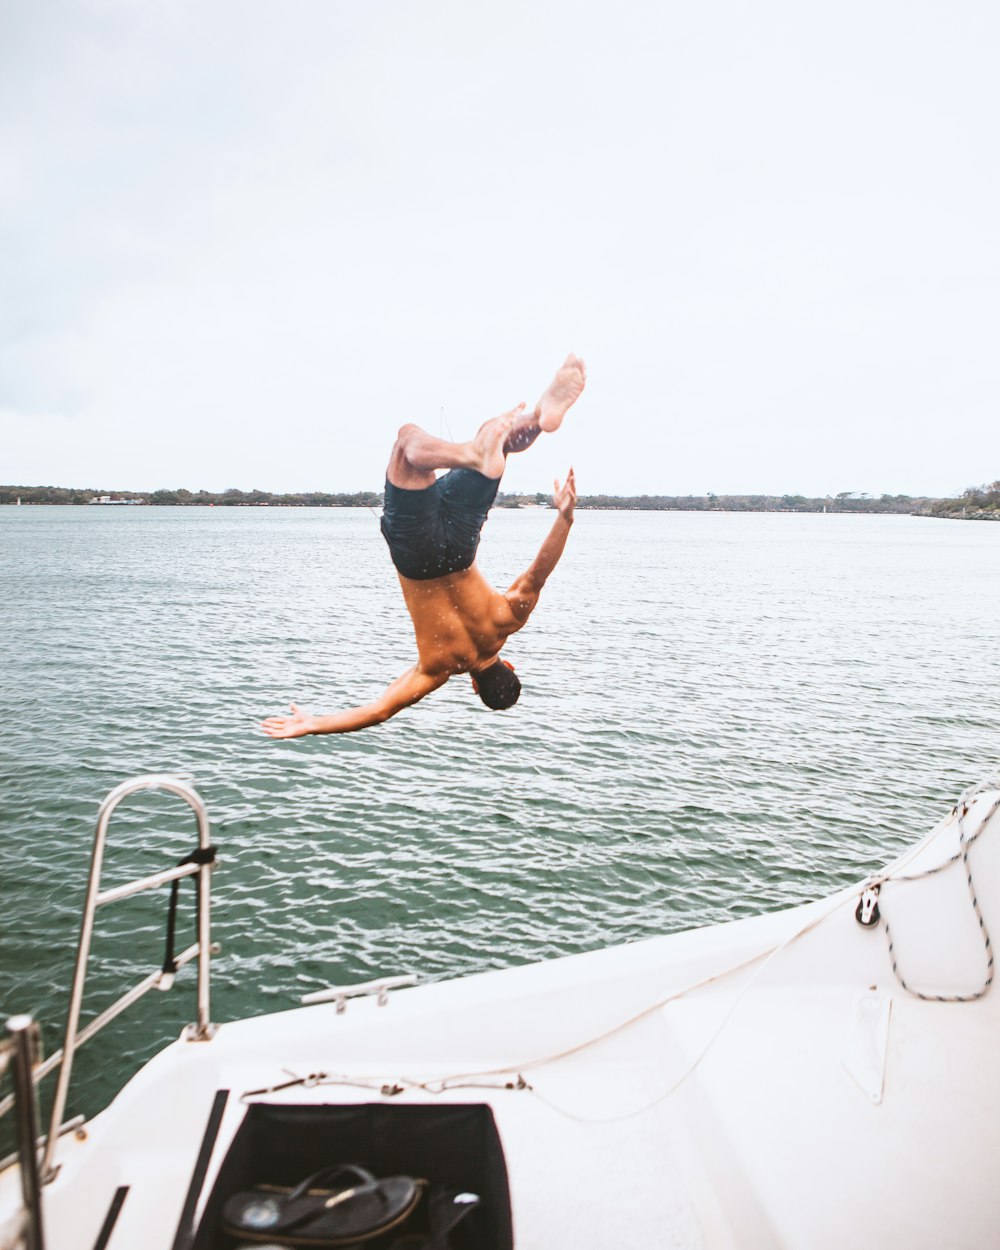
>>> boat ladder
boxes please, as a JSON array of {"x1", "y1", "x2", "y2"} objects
[{"x1": 0, "y1": 774, "x2": 218, "y2": 1193}]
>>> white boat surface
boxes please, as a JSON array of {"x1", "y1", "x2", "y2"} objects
[{"x1": 2, "y1": 779, "x2": 999, "y2": 1249}]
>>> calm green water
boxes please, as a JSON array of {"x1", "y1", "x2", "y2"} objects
[{"x1": 2, "y1": 505, "x2": 999, "y2": 1126}]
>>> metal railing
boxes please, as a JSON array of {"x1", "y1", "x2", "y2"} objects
[
  {"x1": 300, "y1": 974, "x2": 419, "y2": 1011},
  {"x1": 1, "y1": 1016, "x2": 46, "y2": 1250},
  {"x1": 0, "y1": 775, "x2": 218, "y2": 1186}
]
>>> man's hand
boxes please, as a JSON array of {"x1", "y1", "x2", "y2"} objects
[
  {"x1": 553, "y1": 467, "x2": 576, "y2": 522},
  {"x1": 261, "y1": 703, "x2": 317, "y2": 739},
  {"x1": 260, "y1": 668, "x2": 449, "y2": 739}
]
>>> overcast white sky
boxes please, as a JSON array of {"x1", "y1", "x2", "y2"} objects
[{"x1": 1, "y1": 0, "x2": 997, "y2": 496}]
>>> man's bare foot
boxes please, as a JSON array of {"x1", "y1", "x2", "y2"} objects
[
  {"x1": 536, "y1": 353, "x2": 586, "y2": 433},
  {"x1": 503, "y1": 421, "x2": 543, "y2": 455},
  {"x1": 471, "y1": 404, "x2": 524, "y2": 477},
  {"x1": 503, "y1": 354, "x2": 587, "y2": 453}
]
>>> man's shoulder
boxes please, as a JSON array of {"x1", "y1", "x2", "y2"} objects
[{"x1": 501, "y1": 579, "x2": 537, "y2": 624}]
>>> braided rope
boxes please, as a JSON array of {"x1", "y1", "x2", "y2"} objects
[{"x1": 879, "y1": 794, "x2": 1000, "y2": 1002}]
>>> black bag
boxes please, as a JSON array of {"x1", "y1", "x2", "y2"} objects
[{"x1": 219, "y1": 1163, "x2": 479, "y2": 1248}]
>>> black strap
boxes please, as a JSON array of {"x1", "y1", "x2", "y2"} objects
[
  {"x1": 162, "y1": 847, "x2": 216, "y2": 976},
  {"x1": 91, "y1": 1185, "x2": 129, "y2": 1250},
  {"x1": 288, "y1": 1163, "x2": 377, "y2": 1201},
  {"x1": 171, "y1": 1090, "x2": 229, "y2": 1250},
  {"x1": 277, "y1": 1166, "x2": 407, "y2": 1235}
]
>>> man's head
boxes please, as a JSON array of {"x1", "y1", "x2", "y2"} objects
[{"x1": 471, "y1": 658, "x2": 521, "y2": 710}]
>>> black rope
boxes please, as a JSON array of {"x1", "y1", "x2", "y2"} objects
[{"x1": 162, "y1": 847, "x2": 216, "y2": 977}]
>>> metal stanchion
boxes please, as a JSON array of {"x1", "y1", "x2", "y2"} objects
[{"x1": 6, "y1": 1015, "x2": 46, "y2": 1250}]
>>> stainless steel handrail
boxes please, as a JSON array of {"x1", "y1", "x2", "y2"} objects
[
  {"x1": 34, "y1": 775, "x2": 217, "y2": 1181},
  {"x1": 0, "y1": 943, "x2": 204, "y2": 1106},
  {"x1": 4, "y1": 1015, "x2": 46, "y2": 1250},
  {"x1": 300, "y1": 974, "x2": 419, "y2": 1010}
]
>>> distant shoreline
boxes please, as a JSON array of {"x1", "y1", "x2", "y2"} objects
[{"x1": 2, "y1": 484, "x2": 997, "y2": 519}]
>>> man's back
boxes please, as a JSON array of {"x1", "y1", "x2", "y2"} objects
[{"x1": 397, "y1": 564, "x2": 523, "y2": 677}]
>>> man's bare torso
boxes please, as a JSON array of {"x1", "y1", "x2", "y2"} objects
[
  {"x1": 397, "y1": 564, "x2": 525, "y2": 676},
  {"x1": 260, "y1": 354, "x2": 584, "y2": 739}
]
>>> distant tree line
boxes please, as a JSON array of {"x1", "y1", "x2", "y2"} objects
[
  {"x1": 4, "y1": 484, "x2": 996, "y2": 517},
  {"x1": 0, "y1": 485, "x2": 383, "y2": 507},
  {"x1": 2, "y1": 485, "x2": 101, "y2": 505},
  {"x1": 926, "y1": 480, "x2": 1000, "y2": 520},
  {"x1": 568, "y1": 491, "x2": 937, "y2": 513}
]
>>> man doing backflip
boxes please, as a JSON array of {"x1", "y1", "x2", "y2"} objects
[{"x1": 261, "y1": 354, "x2": 586, "y2": 739}]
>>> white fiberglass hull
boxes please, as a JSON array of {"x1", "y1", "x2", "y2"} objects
[{"x1": 3, "y1": 789, "x2": 999, "y2": 1249}]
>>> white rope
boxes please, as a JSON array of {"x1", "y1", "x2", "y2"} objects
[
  {"x1": 241, "y1": 887, "x2": 856, "y2": 1122},
  {"x1": 243, "y1": 787, "x2": 1000, "y2": 1122},
  {"x1": 441, "y1": 788, "x2": 1000, "y2": 1094},
  {"x1": 519, "y1": 888, "x2": 855, "y2": 1125},
  {"x1": 877, "y1": 794, "x2": 999, "y2": 1003},
  {"x1": 866, "y1": 790, "x2": 999, "y2": 886}
]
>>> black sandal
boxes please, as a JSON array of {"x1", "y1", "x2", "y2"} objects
[{"x1": 220, "y1": 1163, "x2": 425, "y2": 1246}]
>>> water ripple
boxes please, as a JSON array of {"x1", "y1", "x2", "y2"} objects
[{"x1": 1, "y1": 506, "x2": 999, "y2": 1124}]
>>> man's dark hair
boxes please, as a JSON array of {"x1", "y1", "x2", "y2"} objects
[{"x1": 473, "y1": 660, "x2": 521, "y2": 710}]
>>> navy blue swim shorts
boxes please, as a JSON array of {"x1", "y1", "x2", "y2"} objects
[{"x1": 380, "y1": 468, "x2": 501, "y2": 580}]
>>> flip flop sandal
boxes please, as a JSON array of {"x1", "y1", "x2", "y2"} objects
[{"x1": 220, "y1": 1163, "x2": 425, "y2": 1246}]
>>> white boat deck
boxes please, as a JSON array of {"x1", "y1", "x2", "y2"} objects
[{"x1": 3, "y1": 790, "x2": 999, "y2": 1249}]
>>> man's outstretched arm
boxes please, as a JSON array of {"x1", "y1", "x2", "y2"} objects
[
  {"x1": 261, "y1": 667, "x2": 449, "y2": 738},
  {"x1": 505, "y1": 468, "x2": 576, "y2": 623}
]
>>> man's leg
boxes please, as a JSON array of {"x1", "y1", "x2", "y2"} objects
[
  {"x1": 387, "y1": 355, "x2": 586, "y2": 486},
  {"x1": 386, "y1": 411, "x2": 521, "y2": 488},
  {"x1": 504, "y1": 354, "x2": 588, "y2": 454}
]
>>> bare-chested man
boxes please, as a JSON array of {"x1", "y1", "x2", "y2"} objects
[{"x1": 261, "y1": 354, "x2": 586, "y2": 739}]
